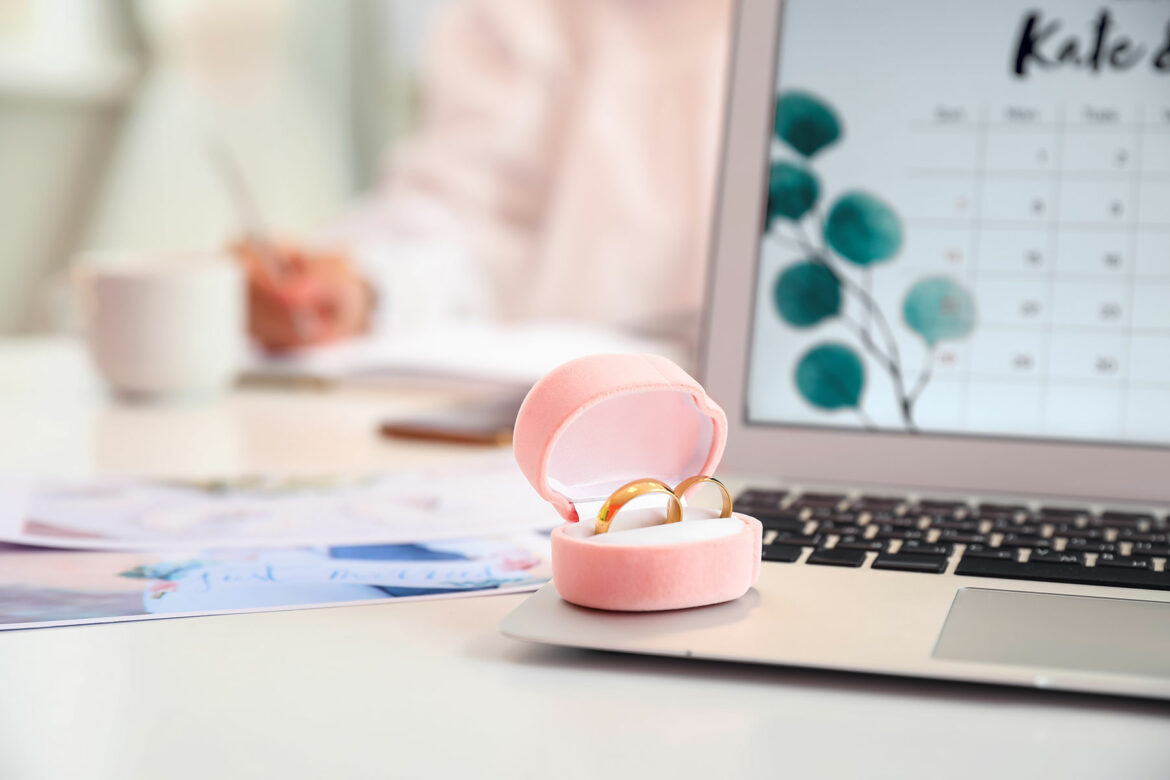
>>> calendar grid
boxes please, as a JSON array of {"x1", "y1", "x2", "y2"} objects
[
  {"x1": 896, "y1": 100, "x2": 1170, "y2": 440},
  {"x1": 1122, "y1": 106, "x2": 1144, "y2": 425},
  {"x1": 959, "y1": 103, "x2": 990, "y2": 428},
  {"x1": 978, "y1": 323, "x2": 1170, "y2": 336},
  {"x1": 910, "y1": 171, "x2": 1170, "y2": 182},
  {"x1": 900, "y1": 220, "x2": 1170, "y2": 232},
  {"x1": 1039, "y1": 102, "x2": 1066, "y2": 433},
  {"x1": 911, "y1": 122, "x2": 1157, "y2": 133}
]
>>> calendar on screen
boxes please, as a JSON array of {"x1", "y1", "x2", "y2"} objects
[{"x1": 745, "y1": 0, "x2": 1170, "y2": 446}]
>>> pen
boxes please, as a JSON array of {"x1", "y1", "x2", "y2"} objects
[{"x1": 204, "y1": 134, "x2": 315, "y2": 340}]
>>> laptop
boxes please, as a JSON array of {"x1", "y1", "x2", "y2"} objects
[{"x1": 501, "y1": 0, "x2": 1170, "y2": 700}]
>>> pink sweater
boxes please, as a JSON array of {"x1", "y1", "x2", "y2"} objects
[{"x1": 329, "y1": 0, "x2": 733, "y2": 342}]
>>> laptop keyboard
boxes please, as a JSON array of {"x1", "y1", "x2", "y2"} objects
[{"x1": 739, "y1": 489, "x2": 1170, "y2": 592}]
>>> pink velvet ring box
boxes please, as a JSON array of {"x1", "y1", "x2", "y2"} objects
[{"x1": 513, "y1": 353, "x2": 762, "y2": 611}]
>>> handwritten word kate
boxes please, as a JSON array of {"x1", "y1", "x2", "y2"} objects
[{"x1": 1012, "y1": 10, "x2": 1170, "y2": 77}]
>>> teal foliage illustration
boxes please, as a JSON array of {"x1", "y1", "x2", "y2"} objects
[
  {"x1": 774, "y1": 261, "x2": 840, "y2": 328},
  {"x1": 824, "y1": 191, "x2": 903, "y2": 266},
  {"x1": 768, "y1": 161, "x2": 820, "y2": 221},
  {"x1": 795, "y1": 344, "x2": 865, "y2": 410},
  {"x1": 764, "y1": 90, "x2": 977, "y2": 430},
  {"x1": 903, "y1": 277, "x2": 976, "y2": 347},
  {"x1": 774, "y1": 91, "x2": 842, "y2": 158}
]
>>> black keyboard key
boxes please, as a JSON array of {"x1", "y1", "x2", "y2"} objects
[
  {"x1": 963, "y1": 544, "x2": 1017, "y2": 561},
  {"x1": 761, "y1": 543, "x2": 803, "y2": 563},
  {"x1": 813, "y1": 523, "x2": 864, "y2": 537},
  {"x1": 977, "y1": 502, "x2": 1026, "y2": 517},
  {"x1": 799, "y1": 491, "x2": 846, "y2": 501},
  {"x1": 1054, "y1": 524, "x2": 1104, "y2": 540},
  {"x1": 757, "y1": 512, "x2": 806, "y2": 533},
  {"x1": 872, "y1": 552, "x2": 949, "y2": 573},
  {"x1": 735, "y1": 490, "x2": 787, "y2": 512},
  {"x1": 1096, "y1": 553, "x2": 1153, "y2": 570},
  {"x1": 877, "y1": 526, "x2": 926, "y2": 541},
  {"x1": 1028, "y1": 549, "x2": 1084, "y2": 566},
  {"x1": 914, "y1": 499, "x2": 969, "y2": 513},
  {"x1": 1039, "y1": 506, "x2": 1089, "y2": 520},
  {"x1": 807, "y1": 547, "x2": 867, "y2": 567},
  {"x1": 937, "y1": 530, "x2": 988, "y2": 545},
  {"x1": 771, "y1": 532, "x2": 823, "y2": 548},
  {"x1": 1130, "y1": 542, "x2": 1170, "y2": 557},
  {"x1": 874, "y1": 515, "x2": 920, "y2": 528},
  {"x1": 1100, "y1": 511, "x2": 1154, "y2": 527},
  {"x1": 1064, "y1": 538, "x2": 1116, "y2": 554},
  {"x1": 835, "y1": 536, "x2": 887, "y2": 552},
  {"x1": 852, "y1": 495, "x2": 904, "y2": 510},
  {"x1": 928, "y1": 519, "x2": 981, "y2": 532},
  {"x1": 998, "y1": 534, "x2": 1052, "y2": 549},
  {"x1": 956, "y1": 555, "x2": 1170, "y2": 591},
  {"x1": 1008, "y1": 524, "x2": 1044, "y2": 536},
  {"x1": 897, "y1": 540, "x2": 953, "y2": 557},
  {"x1": 794, "y1": 492, "x2": 845, "y2": 507},
  {"x1": 1118, "y1": 531, "x2": 1169, "y2": 544},
  {"x1": 813, "y1": 512, "x2": 863, "y2": 525}
]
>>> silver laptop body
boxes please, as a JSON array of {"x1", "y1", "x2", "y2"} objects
[{"x1": 502, "y1": 0, "x2": 1170, "y2": 700}]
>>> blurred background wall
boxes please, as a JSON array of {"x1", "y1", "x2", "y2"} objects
[{"x1": 0, "y1": 0, "x2": 452, "y2": 334}]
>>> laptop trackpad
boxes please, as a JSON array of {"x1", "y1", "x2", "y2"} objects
[{"x1": 933, "y1": 588, "x2": 1170, "y2": 678}]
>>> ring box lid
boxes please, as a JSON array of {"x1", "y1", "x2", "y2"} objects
[{"x1": 513, "y1": 354, "x2": 728, "y2": 523}]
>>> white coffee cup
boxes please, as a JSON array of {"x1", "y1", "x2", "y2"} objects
[{"x1": 76, "y1": 253, "x2": 245, "y2": 401}]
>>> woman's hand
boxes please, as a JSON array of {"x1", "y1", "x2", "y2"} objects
[{"x1": 232, "y1": 240, "x2": 375, "y2": 352}]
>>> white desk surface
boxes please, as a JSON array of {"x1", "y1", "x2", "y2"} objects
[{"x1": 1, "y1": 338, "x2": 1168, "y2": 780}]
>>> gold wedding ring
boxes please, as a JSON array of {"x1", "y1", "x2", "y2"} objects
[
  {"x1": 674, "y1": 475, "x2": 734, "y2": 519},
  {"x1": 593, "y1": 475, "x2": 734, "y2": 534},
  {"x1": 594, "y1": 479, "x2": 682, "y2": 535}
]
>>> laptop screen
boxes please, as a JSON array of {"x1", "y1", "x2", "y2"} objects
[{"x1": 745, "y1": 0, "x2": 1170, "y2": 447}]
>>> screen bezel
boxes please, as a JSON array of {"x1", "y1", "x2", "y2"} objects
[{"x1": 700, "y1": 0, "x2": 1170, "y2": 503}]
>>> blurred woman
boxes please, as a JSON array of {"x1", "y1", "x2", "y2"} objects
[{"x1": 239, "y1": 0, "x2": 734, "y2": 353}]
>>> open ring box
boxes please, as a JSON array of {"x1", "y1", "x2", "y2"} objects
[{"x1": 514, "y1": 354, "x2": 762, "y2": 611}]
